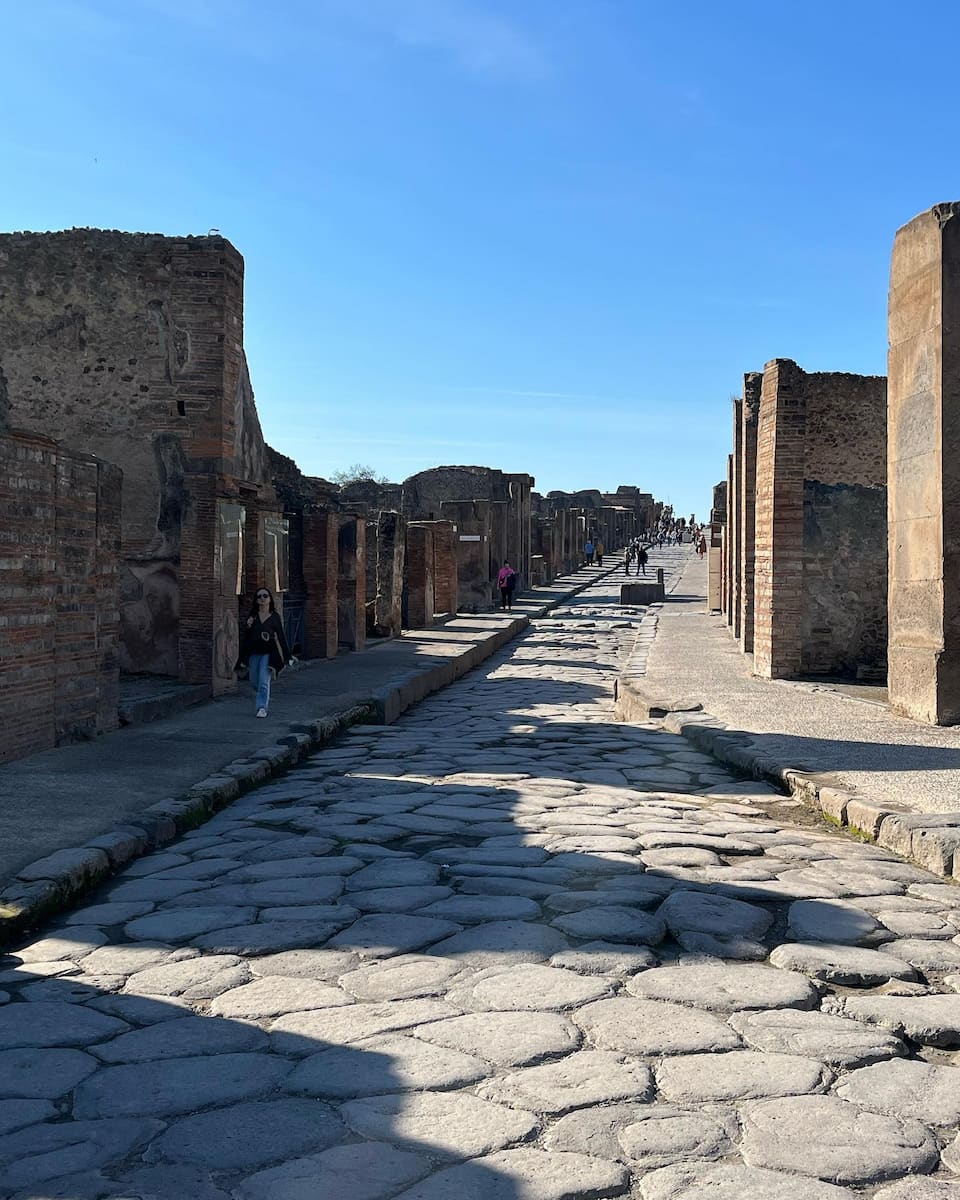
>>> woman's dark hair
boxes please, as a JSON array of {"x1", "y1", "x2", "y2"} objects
[{"x1": 247, "y1": 587, "x2": 276, "y2": 619}]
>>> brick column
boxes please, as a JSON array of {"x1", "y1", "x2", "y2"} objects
[
  {"x1": 739, "y1": 372, "x2": 762, "y2": 653},
  {"x1": 729, "y1": 401, "x2": 742, "y2": 637},
  {"x1": 405, "y1": 524, "x2": 435, "y2": 628},
  {"x1": 888, "y1": 202, "x2": 960, "y2": 722},
  {"x1": 95, "y1": 459, "x2": 122, "y2": 734},
  {"x1": 373, "y1": 510, "x2": 405, "y2": 638},
  {"x1": 303, "y1": 511, "x2": 338, "y2": 658},
  {"x1": 753, "y1": 359, "x2": 806, "y2": 678},
  {"x1": 432, "y1": 521, "x2": 458, "y2": 615},
  {"x1": 723, "y1": 453, "x2": 734, "y2": 619}
]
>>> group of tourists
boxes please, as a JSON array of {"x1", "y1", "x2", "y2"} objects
[
  {"x1": 624, "y1": 538, "x2": 649, "y2": 576},
  {"x1": 583, "y1": 539, "x2": 605, "y2": 566}
]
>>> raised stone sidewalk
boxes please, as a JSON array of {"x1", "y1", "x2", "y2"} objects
[
  {"x1": 0, "y1": 561, "x2": 621, "y2": 943},
  {"x1": 617, "y1": 552, "x2": 960, "y2": 883}
]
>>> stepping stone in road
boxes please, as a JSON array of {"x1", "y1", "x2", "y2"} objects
[
  {"x1": 835, "y1": 993, "x2": 960, "y2": 1047},
  {"x1": 739, "y1": 1094, "x2": 940, "y2": 1185},
  {"x1": 475, "y1": 1050, "x2": 653, "y2": 1115},
  {"x1": 340, "y1": 1092, "x2": 538, "y2": 1160},
  {"x1": 626, "y1": 963, "x2": 817, "y2": 1012},
  {"x1": 639, "y1": 1163, "x2": 858, "y2": 1199},
  {"x1": 287, "y1": 1033, "x2": 490, "y2": 1098},
  {"x1": 411, "y1": 1011, "x2": 581, "y2": 1067},
  {"x1": 836, "y1": 1058, "x2": 960, "y2": 1126},
  {"x1": 392, "y1": 1148, "x2": 631, "y2": 1200},
  {"x1": 787, "y1": 899, "x2": 889, "y2": 946},
  {"x1": 729, "y1": 1009, "x2": 906, "y2": 1068},
  {"x1": 655, "y1": 1050, "x2": 830, "y2": 1103},
  {"x1": 573, "y1": 997, "x2": 740, "y2": 1056},
  {"x1": 768, "y1": 942, "x2": 918, "y2": 987}
]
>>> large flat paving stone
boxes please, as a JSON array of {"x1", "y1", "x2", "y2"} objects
[
  {"x1": 347, "y1": 886, "x2": 453, "y2": 913},
  {"x1": 873, "y1": 1182, "x2": 960, "y2": 1200},
  {"x1": 144, "y1": 1098, "x2": 346, "y2": 1170},
  {"x1": 626, "y1": 962, "x2": 817, "y2": 1011},
  {"x1": 787, "y1": 899, "x2": 890, "y2": 946},
  {"x1": 418, "y1": 895, "x2": 542, "y2": 923},
  {"x1": 476, "y1": 1049, "x2": 653, "y2": 1114},
  {"x1": 91, "y1": 1015, "x2": 267, "y2": 1063},
  {"x1": 550, "y1": 940, "x2": 658, "y2": 976},
  {"x1": 657, "y1": 891, "x2": 772, "y2": 956},
  {"x1": 393, "y1": 1147, "x2": 630, "y2": 1200},
  {"x1": 328, "y1": 914, "x2": 462, "y2": 957},
  {"x1": 0, "y1": 1117, "x2": 164, "y2": 1192},
  {"x1": 655, "y1": 1050, "x2": 829, "y2": 1103},
  {"x1": 123, "y1": 907, "x2": 257, "y2": 942},
  {"x1": 769, "y1": 942, "x2": 918, "y2": 986},
  {"x1": 288, "y1": 1033, "x2": 490, "y2": 1097},
  {"x1": 340, "y1": 1092, "x2": 538, "y2": 1159},
  {"x1": 344, "y1": 861, "x2": 441, "y2": 890},
  {"x1": 239, "y1": 1141, "x2": 430, "y2": 1200},
  {"x1": 0, "y1": 1100, "x2": 55, "y2": 1137},
  {"x1": 76, "y1": 943, "x2": 177, "y2": 977},
  {"x1": 740, "y1": 1094, "x2": 940, "y2": 1184},
  {"x1": 451, "y1": 963, "x2": 612, "y2": 1011},
  {"x1": 0, "y1": 1002, "x2": 129, "y2": 1049},
  {"x1": 835, "y1": 1058, "x2": 960, "y2": 1126},
  {"x1": 550, "y1": 905, "x2": 666, "y2": 944},
  {"x1": 270, "y1": 998, "x2": 456, "y2": 1053},
  {"x1": 123, "y1": 954, "x2": 251, "y2": 999},
  {"x1": 835, "y1": 993, "x2": 960, "y2": 1047},
  {"x1": 210, "y1": 976, "x2": 352, "y2": 1018},
  {"x1": 639, "y1": 1163, "x2": 858, "y2": 1199},
  {"x1": 885, "y1": 938, "x2": 960, "y2": 974},
  {"x1": 0, "y1": 1048, "x2": 99, "y2": 1098},
  {"x1": 427, "y1": 921, "x2": 570, "y2": 965},
  {"x1": 412, "y1": 1011, "x2": 581, "y2": 1066},
  {"x1": 574, "y1": 997, "x2": 740, "y2": 1055},
  {"x1": 616, "y1": 1107, "x2": 737, "y2": 1169},
  {"x1": 193, "y1": 918, "x2": 355, "y2": 955},
  {"x1": 73, "y1": 1052, "x2": 291, "y2": 1118},
  {"x1": 251, "y1": 948, "x2": 359, "y2": 979},
  {"x1": 541, "y1": 1101, "x2": 674, "y2": 1160},
  {"x1": 729, "y1": 1009, "x2": 906, "y2": 1067},
  {"x1": 339, "y1": 955, "x2": 462, "y2": 1001}
]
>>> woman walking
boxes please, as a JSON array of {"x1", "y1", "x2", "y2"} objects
[
  {"x1": 497, "y1": 560, "x2": 517, "y2": 610},
  {"x1": 236, "y1": 587, "x2": 295, "y2": 717}
]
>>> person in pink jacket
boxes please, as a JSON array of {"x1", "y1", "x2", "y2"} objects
[{"x1": 497, "y1": 560, "x2": 517, "y2": 610}]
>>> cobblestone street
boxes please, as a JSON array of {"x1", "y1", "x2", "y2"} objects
[{"x1": 2, "y1": 559, "x2": 960, "y2": 1199}]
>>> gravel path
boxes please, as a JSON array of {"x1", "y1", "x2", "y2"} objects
[{"x1": 1, "y1": 563, "x2": 959, "y2": 1199}]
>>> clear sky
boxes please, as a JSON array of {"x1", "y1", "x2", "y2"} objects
[{"x1": 4, "y1": 1, "x2": 960, "y2": 519}]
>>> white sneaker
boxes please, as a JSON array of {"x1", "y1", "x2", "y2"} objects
[{"x1": 256, "y1": 708, "x2": 268, "y2": 718}]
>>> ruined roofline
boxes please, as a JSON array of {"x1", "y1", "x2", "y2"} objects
[
  {"x1": 0, "y1": 227, "x2": 235, "y2": 246},
  {"x1": 760, "y1": 358, "x2": 886, "y2": 383}
]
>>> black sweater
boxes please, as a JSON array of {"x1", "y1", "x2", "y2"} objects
[{"x1": 237, "y1": 612, "x2": 292, "y2": 674}]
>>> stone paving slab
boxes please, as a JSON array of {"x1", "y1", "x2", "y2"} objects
[{"x1": 1, "y1": 558, "x2": 959, "y2": 1198}]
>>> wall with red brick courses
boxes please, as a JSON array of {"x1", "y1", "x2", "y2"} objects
[
  {"x1": 302, "y1": 512, "x2": 338, "y2": 659},
  {"x1": 739, "y1": 373, "x2": 762, "y2": 653},
  {"x1": 728, "y1": 405, "x2": 742, "y2": 636},
  {"x1": 0, "y1": 429, "x2": 121, "y2": 763},
  {"x1": 753, "y1": 359, "x2": 886, "y2": 679},
  {"x1": 432, "y1": 521, "x2": 458, "y2": 616},
  {"x1": 0, "y1": 230, "x2": 276, "y2": 684},
  {"x1": 405, "y1": 524, "x2": 436, "y2": 629}
]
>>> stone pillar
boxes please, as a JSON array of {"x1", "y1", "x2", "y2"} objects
[
  {"x1": 753, "y1": 359, "x2": 806, "y2": 678},
  {"x1": 440, "y1": 500, "x2": 492, "y2": 611},
  {"x1": 723, "y1": 453, "x2": 734, "y2": 620},
  {"x1": 373, "y1": 510, "x2": 405, "y2": 638},
  {"x1": 889, "y1": 202, "x2": 960, "y2": 722},
  {"x1": 336, "y1": 515, "x2": 366, "y2": 652},
  {"x1": 303, "y1": 510, "x2": 338, "y2": 659},
  {"x1": 729, "y1": 401, "x2": 743, "y2": 637},
  {"x1": 739, "y1": 372, "x2": 762, "y2": 653},
  {"x1": 405, "y1": 524, "x2": 436, "y2": 629},
  {"x1": 432, "y1": 521, "x2": 458, "y2": 615}
]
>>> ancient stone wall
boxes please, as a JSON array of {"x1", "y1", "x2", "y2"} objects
[
  {"x1": 373, "y1": 511, "x2": 405, "y2": 638},
  {"x1": 404, "y1": 524, "x2": 436, "y2": 629},
  {"x1": 0, "y1": 229, "x2": 278, "y2": 689},
  {"x1": 739, "y1": 373, "x2": 762, "y2": 653},
  {"x1": 439, "y1": 499, "x2": 493, "y2": 612},
  {"x1": 0, "y1": 429, "x2": 121, "y2": 763},
  {"x1": 753, "y1": 359, "x2": 887, "y2": 679}
]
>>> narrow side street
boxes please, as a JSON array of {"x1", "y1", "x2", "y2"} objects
[{"x1": 1, "y1": 554, "x2": 959, "y2": 1199}]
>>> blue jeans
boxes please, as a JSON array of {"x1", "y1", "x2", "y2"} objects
[{"x1": 249, "y1": 654, "x2": 271, "y2": 712}]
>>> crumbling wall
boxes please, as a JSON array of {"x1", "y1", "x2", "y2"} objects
[{"x1": 0, "y1": 429, "x2": 121, "y2": 763}]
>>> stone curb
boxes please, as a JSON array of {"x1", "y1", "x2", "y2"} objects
[
  {"x1": 0, "y1": 562, "x2": 620, "y2": 946},
  {"x1": 614, "y1": 630, "x2": 960, "y2": 887}
]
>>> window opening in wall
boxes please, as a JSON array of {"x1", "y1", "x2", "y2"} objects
[{"x1": 176, "y1": 401, "x2": 186, "y2": 416}]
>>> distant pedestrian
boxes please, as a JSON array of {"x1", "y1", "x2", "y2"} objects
[
  {"x1": 637, "y1": 546, "x2": 649, "y2": 576},
  {"x1": 584, "y1": 540, "x2": 594, "y2": 566},
  {"x1": 624, "y1": 544, "x2": 635, "y2": 575},
  {"x1": 236, "y1": 587, "x2": 296, "y2": 718},
  {"x1": 698, "y1": 534, "x2": 707, "y2": 557},
  {"x1": 595, "y1": 540, "x2": 604, "y2": 567},
  {"x1": 497, "y1": 560, "x2": 517, "y2": 610}
]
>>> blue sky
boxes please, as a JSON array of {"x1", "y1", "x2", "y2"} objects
[{"x1": 4, "y1": 1, "x2": 960, "y2": 519}]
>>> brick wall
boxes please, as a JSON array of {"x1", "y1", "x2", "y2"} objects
[
  {"x1": 729, "y1": 402, "x2": 742, "y2": 636},
  {"x1": 372, "y1": 510, "x2": 405, "y2": 638},
  {"x1": 303, "y1": 512, "x2": 338, "y2": 659},
  {"x1": 739, "y1": 372, "x2": 761, "y2": 653},
  {"x1": 0, "y1": 429, "x2": 121, "y2": 763},
  {"x1": 753, "y1": 359, "x2": 886, "y2": 679},
  {"x1": 405, "y1": 524, "x2": 436, "y2": 629},
  {"x1": 440, "y1": 499, "x2": 493, "y2": 612}
]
